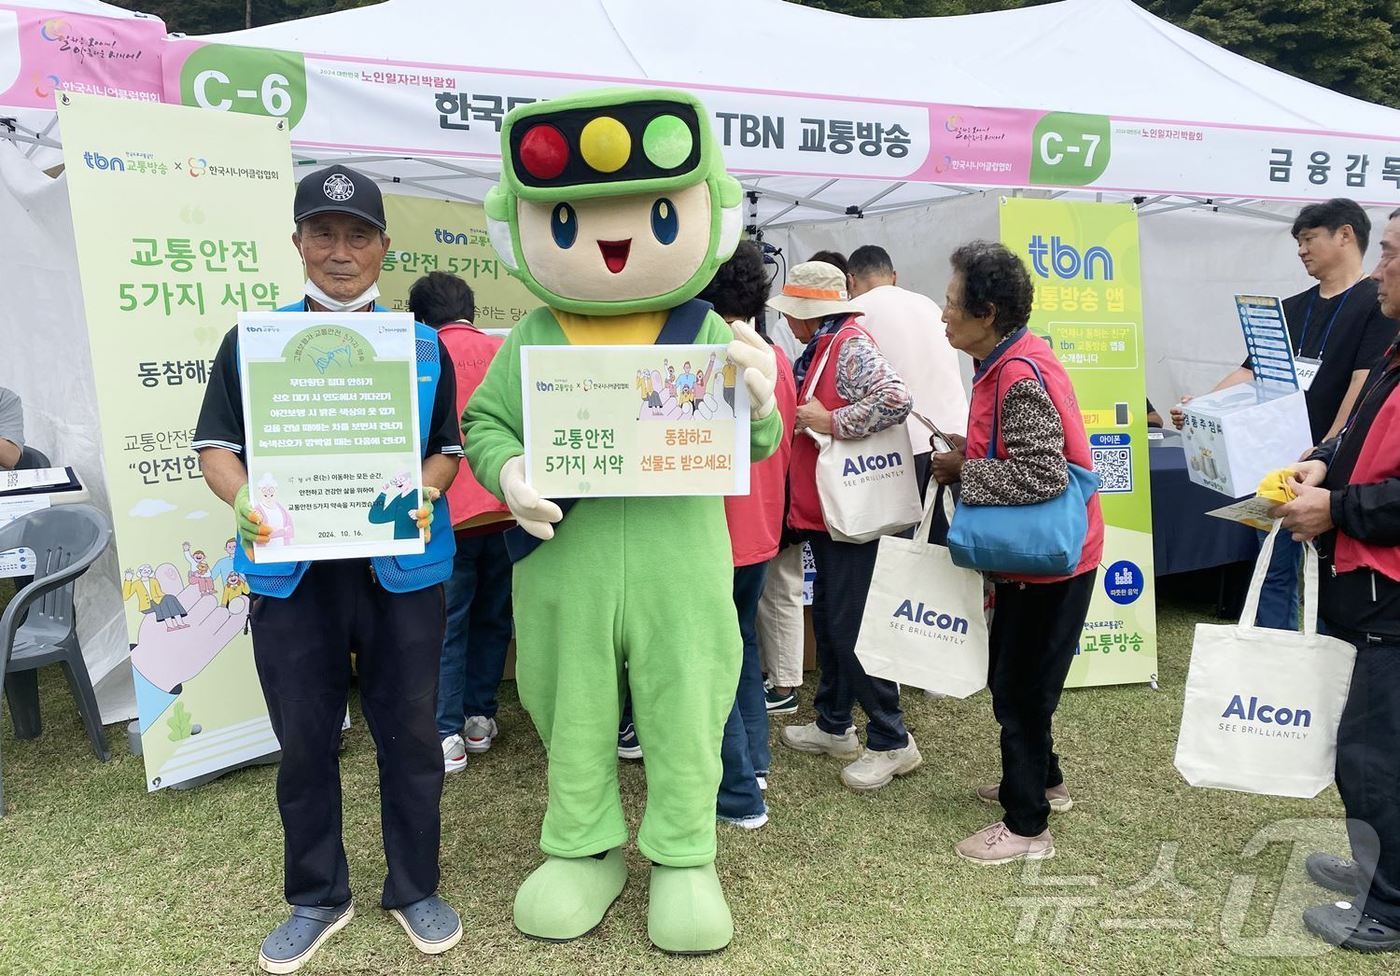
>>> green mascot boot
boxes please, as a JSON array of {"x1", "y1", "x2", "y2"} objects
[
  {"x1": 513, "y1": 848, "x2": 628, "y2": 941},
  {"x1": 647, "y1": 863, "x2": 734, "y2": 954}
]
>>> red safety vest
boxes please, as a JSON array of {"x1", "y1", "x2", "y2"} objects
[
  {"x1": 437, "y1": 321, "x2": 511, "y2": 529},
  {"x1": 965, "y1": 330, "x2": 1103, "y2": 583},
  {"x1": 787, "y1": 320, "x2": 871, "y2": 534}
]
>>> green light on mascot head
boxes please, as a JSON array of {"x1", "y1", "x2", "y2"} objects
[{"x1": 485, "y1": 87, "x2": 743, "y2": 317}]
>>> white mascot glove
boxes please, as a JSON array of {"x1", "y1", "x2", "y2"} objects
[
  {"x1": 500, "y1": 455, "x2": 563, "y2": 541},
  {"x1": 726, "y1": 319, "x2": 778, "y2": 420}
]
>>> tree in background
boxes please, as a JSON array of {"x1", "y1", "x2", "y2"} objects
[
  {"x1": 119, "y1": 0, "x2": 1399, "y2": 108},
  {"x1": 124, "y1": 0, "x2": 378, "y2": 34},
  {"x1": 797, "y1": 0, "x2": 1400, "y2": 108}
]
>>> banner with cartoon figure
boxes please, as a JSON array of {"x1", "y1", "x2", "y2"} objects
[
  {"x1": 1000, "y1": 197, "x2": 1158, "y2": 688},
  {"x1": 237, "y1": 311, "x2": 425, "y2": 562},
  {"x1": 59, "y1": 92, "x2": 301, "y2": 790},
  {"x1": 522, "y1": 343, "x2": 751, "y2": 497},
  {"x1": 379, "y1": 193, "x2": 539, "y2": 330}
]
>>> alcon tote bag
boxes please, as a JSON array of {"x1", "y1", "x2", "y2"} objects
[
  {"x1": 855, "y1": 487, "x2": 989, "y2": 698},
  {"x1": 801, "y1": 328, "x2": 922, "y2": 544},
  {"x1": 1173, "y1": 523, "x2": 1356, "y2": 798}
]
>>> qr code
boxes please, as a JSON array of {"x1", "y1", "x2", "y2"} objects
[{"x1": 1091, "y1": 446, "x2": 1133, "y2": 494}]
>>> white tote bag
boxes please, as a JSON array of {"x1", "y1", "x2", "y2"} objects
[
  {"x1": 854, "y1": 488, "x2": 989, "y2": 698},
  {"x1": 1173, "y1": 523, "x2": 1356, "y2": 798},
  {"x1": 801, "y1": 328, "x2": 922, "y2": 544}
]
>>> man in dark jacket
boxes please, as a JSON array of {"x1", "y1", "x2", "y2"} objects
[{"x1": 1278, "y1": 207, "x2": 1400, "y2": 953}]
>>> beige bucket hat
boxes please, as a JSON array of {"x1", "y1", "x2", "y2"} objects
[{"x1": 766, "y1": 260, "x2": 865, "y2": 320}]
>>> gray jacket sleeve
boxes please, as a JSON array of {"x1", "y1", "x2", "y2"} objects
[{"x1": 0, "y1": 387, "x2": 24, "y2": 448}]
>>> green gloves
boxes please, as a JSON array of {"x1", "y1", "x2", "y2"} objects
[{"x1": 234, "y1": 483, "x2": 271, "y2": 552}]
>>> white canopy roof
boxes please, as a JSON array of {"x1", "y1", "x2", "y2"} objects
[
  {"x1": 213, "y1": 0, "x2": 1396, "y2": 130},
  {"x1": 188, "y1": 0, "x2": 1400, "y2": 224}
]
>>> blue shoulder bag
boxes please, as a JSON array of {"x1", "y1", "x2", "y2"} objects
[{"x1": 946, "y1": 357, "x2": 1099, "y2": 576}]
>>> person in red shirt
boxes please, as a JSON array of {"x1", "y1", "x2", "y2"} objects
[
  {"x1": 408, "y1": 272, "x2": 515, "y2": 773},
  {"x1": 697, "y1": 242, "x2": 797, "y2": 827}
]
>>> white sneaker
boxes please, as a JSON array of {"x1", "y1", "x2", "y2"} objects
[
  {"x1": 780, "y1": 722, "x2": 860, "y2": 758},
  {"x1": 462, "y1": 716, "x2": 498, "y2": 754},
  {"x1": 441, "y1": 734, "x2": 468, "y2": 774},
  {"x1": 839, "y1": 737, "x2": 922, "y2": 791}
]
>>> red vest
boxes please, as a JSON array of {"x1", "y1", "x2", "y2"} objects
[
  {"x1": 726, "y1": 347, "x2": 797, "y2": 565},
  {"x1": 1335, "y1": 358, "x2": 1400, "y2": 580},
  {"x1": 966, "y1": 330, "x2": 1103, "y2": 583},
  {"x1": 788, "y1": 321, "x2": 870, "y2": 534},
  {"x1": 437, "y1": 321, "x2": 512, "y2": 529}
]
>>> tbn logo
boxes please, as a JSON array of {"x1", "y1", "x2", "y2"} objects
[{"x1": 1026, "y1": 234, "x2": 1115, "y2": 282}]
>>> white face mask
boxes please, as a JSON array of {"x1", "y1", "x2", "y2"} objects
[{"x1": 303, "y1": 276, "x2": 380, "y2": 313}]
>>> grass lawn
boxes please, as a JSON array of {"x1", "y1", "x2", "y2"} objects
[{"x1": 0, "y1": 585, "x2": 1385, "y2": 975}]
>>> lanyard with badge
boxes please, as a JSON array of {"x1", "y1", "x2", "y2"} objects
[{"x1": 1294, "y1": 279, "x2": 1361, "y2": 392}]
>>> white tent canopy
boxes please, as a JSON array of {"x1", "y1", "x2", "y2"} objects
[{"x1": 187, "y1": 0, "x2": 1400, "y2": 225}]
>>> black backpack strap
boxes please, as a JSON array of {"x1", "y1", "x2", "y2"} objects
[{"x1": 506, "y1": 300, "x2": 716, "y2": 563}]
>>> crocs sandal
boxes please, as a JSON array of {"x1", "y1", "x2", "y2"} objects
[
  {"x1": 389, "y1": 894, "x2": 463, "y2": 955},
  {"x1": 257, "y1": 902, "x2": 353, "y2": 974},
  {"x1": 1304, "y1": 901, "x2": 1400, "y2": 953}
]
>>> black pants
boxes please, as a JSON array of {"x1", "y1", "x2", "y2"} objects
[
  {"x1": 250, "y1": 559, "x2": 446, "y2": 909},
  {"x1": 989, "y1": 570, "x2": 1096, "y2": 837},
  {"x1": 806, "y1": 531, "x2": 909, "y2": 752},
  {"x1": 1325, "y1": 627, "x2": 1400, "y2": 928}
]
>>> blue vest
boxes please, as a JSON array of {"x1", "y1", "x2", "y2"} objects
[{"x1": 235, "y1": 302, "x2": 457, "y2": 596}]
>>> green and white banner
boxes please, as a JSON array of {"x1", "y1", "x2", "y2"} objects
[
  {"x1": 59, "y1": 92, "x2": 301, "y2": 788},
  {"x1": 1000, "y1": 197, "x2": 1158, "y2": 688}
]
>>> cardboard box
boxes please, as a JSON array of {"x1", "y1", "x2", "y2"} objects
[{"x1": 1181, "y1": 384, "x2": 1311, "y2": 498}]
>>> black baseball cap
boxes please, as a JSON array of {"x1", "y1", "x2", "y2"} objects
[{"x1": 293, "y1": 164, "x2": 387, "y2": 232}]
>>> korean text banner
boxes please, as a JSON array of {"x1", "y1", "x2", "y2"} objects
[
  {"x1": 522, "y1": 344, "x2": 751, "y2": 497},
  {"x1": 59, "y1": 92, "x2": 302, "y2": 790},
  {"x1": 378, "y1": 194, "x2": 539, "y2": 330},
  {"x1": 158, "y1": 40, "x2": 1400, "y2": 206},
  {"x1": 0, "y1": 4, "x2": 165, "y2": 110},
  {"x1": 238, "y1": 311, "x2": 425, "y2": 563},
  {"x1": 999, "y1": 197, "x2": 1158, "y2": 688}
]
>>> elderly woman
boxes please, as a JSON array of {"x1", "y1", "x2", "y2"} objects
[
  {"x1": 774, "y1": 260, "x2": 922, "y2": 792},
  {"x1": 931, "y1": 241, "x2": 1103, "y2": 865}
]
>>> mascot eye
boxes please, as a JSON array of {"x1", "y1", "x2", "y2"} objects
[
  {"x1": 651, "y1": 198, "x2": 678, "y2": 245},
  {"x1": 551, "y1": 203, "x2": 577, "y2": 249}
]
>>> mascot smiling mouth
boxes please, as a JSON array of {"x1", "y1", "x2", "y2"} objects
[{"x1": 598, "y1": 239, "x2": 632, "y2": 274}]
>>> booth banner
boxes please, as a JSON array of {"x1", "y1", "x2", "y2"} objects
[
  {"x1": 1000, "y1": 197, "x2": 1158, "y2": 688},
  {"x1": 59, "y1": 92, "x2": 301, "y2": 790},
  {"x1": 0, "y1": 4, "x2": 165, "y2": 110},
  {"x1": 237, "y1": 311, "x2": 425, "y2": 563},
  {"x1": 379, "y1": 193, "x2": 539, "y2": 330},
  {"x1": 158, "y1": 40, "x2": 1400, "y2": 205},
  {"x1": 521, "y1": 343, "x2": 750, "y2": 498}
]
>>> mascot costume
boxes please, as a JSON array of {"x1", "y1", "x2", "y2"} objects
[{"x1": 464, "y1": 88, "x2": 780, "y2": 953}]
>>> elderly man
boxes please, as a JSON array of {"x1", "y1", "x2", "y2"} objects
[
  {"x1": 1175, "y1": 199, "x2": 1399, "y2": 632},
  {"x1": 1279, "y1": 207, "x2": 1400, "y2": 953},
  {"x1": 846, "y1": 244, "x2": 968, "y2": 489},
  {"x1": 193, "y1": 165, "x2": 465, "y2": 973}
]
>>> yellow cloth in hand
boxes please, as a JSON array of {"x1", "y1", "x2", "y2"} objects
[{"x1": 1256, "y1": 468, "x2": 1298, "y2": 504}]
